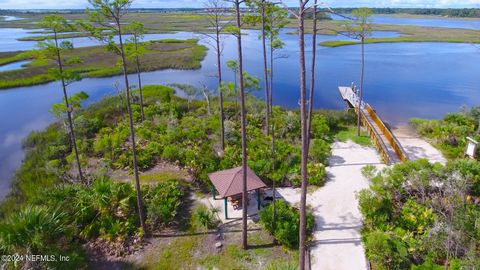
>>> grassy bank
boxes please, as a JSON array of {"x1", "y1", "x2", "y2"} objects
[
  {"x1": 0, "y1": 51, "x2": 31, "y2": 66},
  {"x1": 3, "y1": 11, "x2": 480, "y2": 47},
  {"x1": 17, "y1": 32, "x2": 91, "y2": 41},
  {"x1": 0, "y1": 12, "x2": 226, "y2": 32},
  {"x1": 318, "y1": 23, "x2": 480, "y2": 47},
  {"x1": 0, "y1": 39, "x2": 207, "y2": 89},
  {"x1": 321, "y1": 36, "x2": 480, "y2": 47}
]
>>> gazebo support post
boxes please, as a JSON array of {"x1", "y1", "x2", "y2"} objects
[
  {"x1": 224, "y1": 198, "x2": 228, "y2": 220},
  {"x1": 257, "y1": 189, "x2": 261, "y2": 210},
  {"x1": 211, "y1": 186, "x2": 216, "y2": 200}
]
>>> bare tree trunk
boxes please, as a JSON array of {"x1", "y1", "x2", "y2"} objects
[
  {"x1": 54, "y1": 31, "x2": 84, "y2": 183},
  {"x1": 233, "y1": 0, "x2": 249, "y2": 250},
  {"x1": 261, "y1": 0, "x2": 270, "y2": 135},
  {"x1": 307, "y1": 0, "x2": 318, "y2": 147},
  {"x1": 233, "y1": 70, "x2": 239, "y2": 112},
  {"x1": 134, "y1": 37, "x2": 145, "y2": 122},
  {"x1": 357, "y1": 37, "x2": 365, "y2": 136},
  {"x1": 202, "y1": 86, "x2": 212, "y2": 115},
  {"x1": 216, "y1": 31, "x2": 225, "y2": 150},
  {"x1": 298, "y1": 1, "x2": 309, "y2": 269},
  {"x1": 271, "y1": 122, "x2": 276, "y2": 243},
  {"x1": 269, "y1": 34, "x2": 274, "y2": 116},
  {"x1": 117, "y1": 21, "x2": 146, "y2": 233},
  {"x1": 232, "y1": 0, "x2": 248, "y2": 249},
  {"x1": 307, "y1": 0, "x2": 317, "y2": 150}
]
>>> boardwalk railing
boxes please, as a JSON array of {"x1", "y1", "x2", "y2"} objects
[
  {"x1": 339, "y1": 86, "x2": 409, "y2": 164},
  {"x1": 356, "y1": 107, "x2": 395, "y2": 164},
  {"x1": 365, "y1": 104, "x2": 408, "y2": 162}
]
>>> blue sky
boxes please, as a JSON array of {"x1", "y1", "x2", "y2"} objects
[{"x1": 0, "y1": 0, "x2": 479, "y2": 9}]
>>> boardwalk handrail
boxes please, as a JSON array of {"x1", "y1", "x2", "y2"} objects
[
  {"x1": 365, "y1": 104, "x2": 409, "y2": 162},
  {"x1": 339, "y1": 86, "x2": 409, "y2": 164},
  {"x1": 357, "y1": 107, "x2": 395, "y2": 164}
]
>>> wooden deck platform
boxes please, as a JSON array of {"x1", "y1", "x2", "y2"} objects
[{"x1": 338, "y1": 86, "x2": 408, "y2": 164}]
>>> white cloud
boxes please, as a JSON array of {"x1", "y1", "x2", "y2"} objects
[{"x1": 0, "y1": 0, "x2": 478, "y2": 9}]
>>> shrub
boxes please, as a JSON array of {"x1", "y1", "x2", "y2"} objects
[
  {"x1": 364, "y1": 230, "x2": 409, "y2": 270},
  {"x1": 0, "y1": 205, "x2": 84, "y2": 269},
  {"x1": 358, "y1": 189, "x2": 393, "y2": 231},
  {"x1": 290, "y1": 163, "x2": 326, "y2": 186},
  {"x1": 410, "y1": 109, "x2": 479, "y2": 159},
  {"x1": 446, "y1": 159, "x2": 480, "y2": 196},
  {"x1": 398, "y1": 199, "x2": 435, "y2": 234},
  {"x1": 144, "y1": 180, "x2": 184, "y2": 226},
  {"x1": 73, "y1": 178, "x2": 139, "y2": 241},
  {"x1": 162, "y1": 144, "x2": 183, "y2": 162},
  {"x1": 0, "y1": 206, "x2": 70, "y2": 254},
  {"x1": 307, "y1": 163, "x2": 326, "y2": 186},
  {"x1": 259, "y1": 200, "x2": 314, "y2": 249},
  {"x1": 190, "y1": 204, "x2": 218, "y2": 232},
  {"x1": 309, "y1": 138, "x2": 331, "y2": 164},
  {"x1": 310, "y1": 114, "x2": 330, "y2": 139}
]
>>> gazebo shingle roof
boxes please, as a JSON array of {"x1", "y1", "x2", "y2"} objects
[{"x1": 208, "y1": 166, "x2": 267, "y2": 198}]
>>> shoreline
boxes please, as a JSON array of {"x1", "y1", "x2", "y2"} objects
[{"x1": 0, "y1": 39, "x2": 207, "y2": 90}]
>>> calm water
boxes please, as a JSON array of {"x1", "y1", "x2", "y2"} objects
[
  {"x1": 331, "y1": 14, "x2": 480, "y2": 30},
  {"x1": 0, "y1": 60, "x2": 31, "y2": 71},
  {"x1": 0, "y1": 16, "x2": 480, "y2": 198},
  {"x1": 0, "y1": 16, "x2": 25, "y2": 21}
]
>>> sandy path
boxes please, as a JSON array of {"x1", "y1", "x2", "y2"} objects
[
  {"x1": 392, "y1": 125, "x2": 447, "y2": 164},
  {"x1": 276, "y1": 129, "x2": 445, "y2": 269},
  {"x1": 277, "y1": 140, "x2": 382, "y2": 270},
  {"x1": 308, "y1": 140, "x2": 383, "y2": 270}
]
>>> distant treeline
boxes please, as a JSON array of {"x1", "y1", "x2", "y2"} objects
[
  {"x1": 1, "y1": 7, "x2": 480, "y2": 18},
  {"x1": 321, "y1": 8, "x2": 480, "y2": 18}
]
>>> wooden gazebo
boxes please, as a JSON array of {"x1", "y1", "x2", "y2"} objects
[{"x1": 208, "y1": 166, "x2": 267, "y2": 219}]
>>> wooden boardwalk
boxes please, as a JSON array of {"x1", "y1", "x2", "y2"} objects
[{"x1": 338, "y1": 86, "x2": 408, "y2": 164}]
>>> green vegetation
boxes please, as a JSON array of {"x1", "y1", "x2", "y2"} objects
[
  {"x1": 2, "y1": 10, "x2": 480, "y2": 48},
  {"x1": 0, "y1": 12, "x2": 229, "y2": 32},
  {"x1": 319, "y1": 23, "x2": 480, "y2": 47},
  {"x1": 411, "y1": 107, "x2": 480, "y2": 159},
  {"x1": 0, "y1": 51, "x2": 32, "y2": 66},
  {"x1": 0, "y1": 176, "x2": 185, "y2": 268},
  {"x1": 321, "y1": 36, "x2": 480, "y2": 47},
  {"x1": 335, "y1": 126, "x2": 372, "y2": 146},
  {"x1": 0, "y1": 39, "x2": 207, "y2": 89},
  {"x1": 190, "y1": 204, "x2": 219, "y2": 232},
  {"x1": 359, "y1": 160, "x2": 480, "y2": 269},
  {"x1": 17, "y1": 32, "x2": 91, "y2": 41},
  {"x1": 0, "y1": 84, "x2": 354, "y2": 268},
  {"x1": 324, "y1": 8, "x2": 480, "y2": 18},
  {"x1": 136, "y1": 229, "x2": 297, "y2": 270},
  {"x1": 259, "y1": 200, "x2": 314, "y2": 249}
]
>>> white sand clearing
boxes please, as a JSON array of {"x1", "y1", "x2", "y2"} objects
[{"x1": 392, "y1": 125, "x2": 447, "y2": 164}]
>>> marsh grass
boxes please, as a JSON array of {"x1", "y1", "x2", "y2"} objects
[
  {"x1": 0, "y1": 39, "x2": 207, "y2": 89},
  {"x1": 3, "y1": 11, "x2": 480, "y2": 46},
  {"x1": 318, "y1": 23, "x2": 480, "y2": 47}
]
